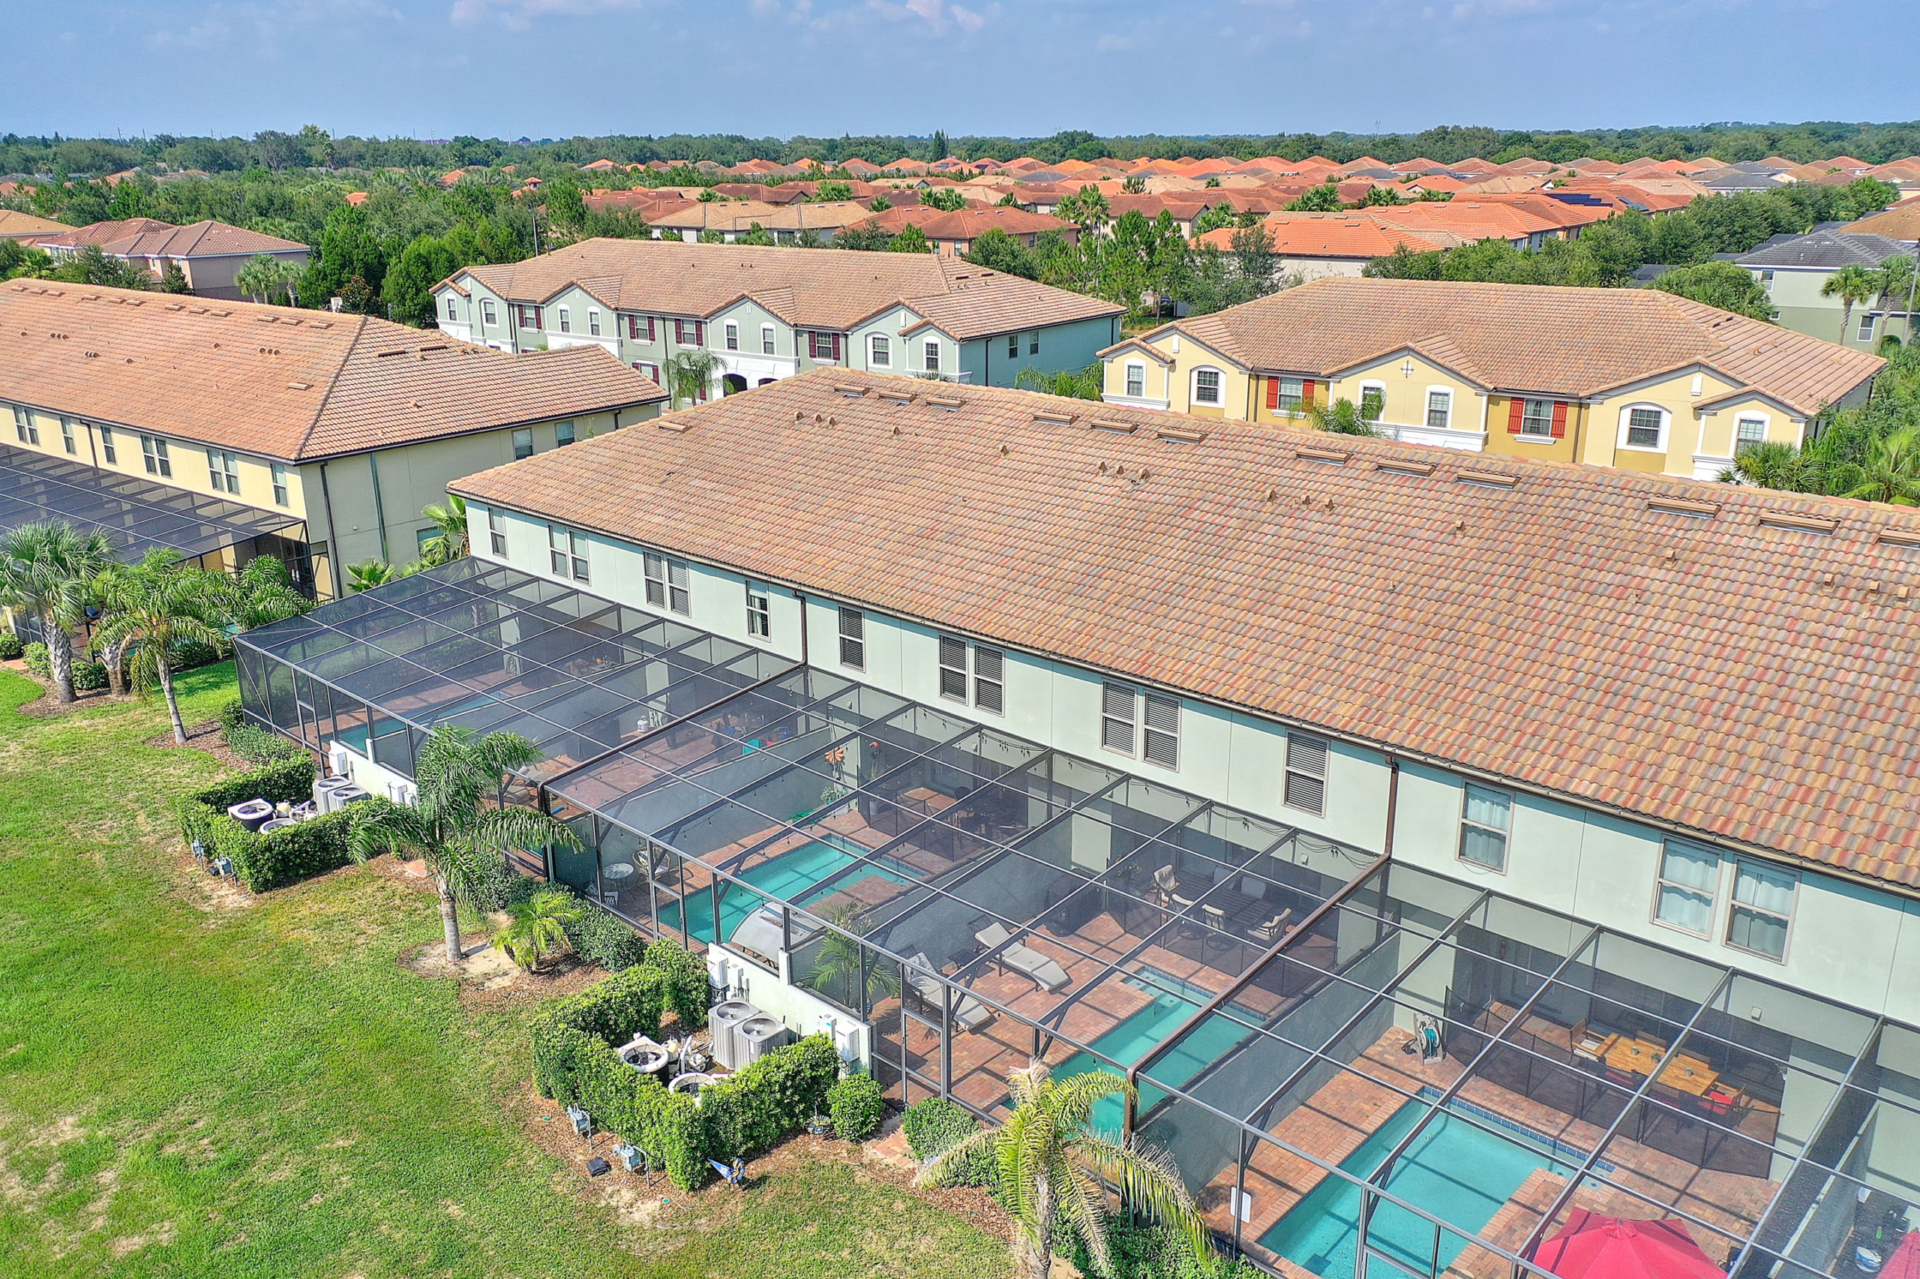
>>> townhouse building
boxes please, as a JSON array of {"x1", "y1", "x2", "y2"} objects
[
  {"x1": 33, "y1": 218, "x2": 310, "y2": 300},
  {"x1": 0, "y1": 282, "x2": 662, "y2": 598},
  {"x1": 1737, "y1": 229, "x2": 1916, "y2": 350},
  {"x1": 433, "y1": 239, "x2": 1121, "y2": 392},
  {"x1": 1100, "y1": 277, "x2": 1883, "y2": 480},
  {"x1": 242, "y1": 369, "x2": 1920, "y2": 1279}
]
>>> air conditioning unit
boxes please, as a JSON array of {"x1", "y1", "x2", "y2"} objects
[
  {"x1": 327, "y1": 742, "x2": 351, "y2": 778},
  {"x1": 313, "y1": 775, "x2": 353, "y2": 813},
  {"x1": 737, "y1": 1015, "x2": 795, "y2": 1065},
  {"x1": 331, "y1": 784, "x2": 371, "y2": 812},
  {"x1": 708, "y1": 1000, "x2": 760, "y2": 1071},
  {"x1": 389, "y1": 780, "x2": 418, "y2": 806}
]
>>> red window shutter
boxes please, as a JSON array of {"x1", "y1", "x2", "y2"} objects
[
  {"x1": 674, "y1": 319, "x2": 685, "y2": 344},
  {"x1": 1508, "y1": 398, "x2": 1525, "y2": 434},
  {"x1": 1266, "y1": 377, "x2": 1279, "y2": 411},
  {"x1": 1550, "y1": 401, "x2": 1568, "y2": 438},
  {"x1": 1302, "y1": 379, "x2": 1316, "y2": 404},
  {"x1": 649, "y1": 317, "x2": 657, "y2": 342},
  {"x1": 832, "y1": 334, "x2": 842, "y2": 361}
]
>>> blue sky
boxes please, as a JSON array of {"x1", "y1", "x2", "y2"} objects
[{"x1": 16, "y1": 0, "x2": 1919, "y2": 142}]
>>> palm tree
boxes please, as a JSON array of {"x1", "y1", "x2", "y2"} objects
[
  {"x1": 801, "y1": 903, "x2": 900, "y2": 1009},
  {"x1": 204, "y1": 554, "x2": 311, "y2": 632},
  {"x1": 90, "y1": 550, "x2": 228, "y2": 744},
  {"x1": 419, "y1": 495, "x2": 470, "y2": 566},
  {"x1": 917, "y1": 1063, "x2": 1209, "y2": 1279},
  {"x1": 1823, "y1": 264, "x2": 1879, "y2": 343},
  {"x1": 1840, "y1": 428, "x2": 1920, "y2": 506},
  {"x1": 0, "y1": 520, "x2": 115, "y2": 704},
  {"x1": 1014, "y1": 363, "x2": 1105, "y2": 400},
  {"x1": 350, "y1": 726, "x2": 581, "y2": 964},
  {"x1": 1717, "y1": 439, "x2": 1823, "y2": 493},
  {"x1": 346, "y1": 560, "x2": 398, "y2": 593},
  {"x1": 666, "y1": 349, "x2": 723, "y2": 409},
  {"x1": 234, "y1": 253, "x2": 302, "y2": 305},
  {"x1": 1304, "y1": 397, "x2": 1386, "y2": 438},
  {"x1": 491, "y1": 889, "x2": 584, "y2": 970}
]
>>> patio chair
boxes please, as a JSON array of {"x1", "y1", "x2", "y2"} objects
[
  {"x1": 1153, "y1": 865, "x2": 1178, "y2": 897},
  {"x1": 973, "y1": 921, "x2": 1071, "y2": 993},
  {"x1": 906, "y1": 952, "x2": 995, "y2": 1031},
  {"x1": 1251, "y1": 908, "x2": 1294, "y2": 942}
]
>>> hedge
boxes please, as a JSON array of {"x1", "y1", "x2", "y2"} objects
[
  {"x1": 173, "y1": 758, "x2": 385, "y2": 893},
  {"x1": 827, "y1": 1073, "x2": 886, "y2": 1141},
  {"x1": 0, "y1": 631, "x2": 21, "y2": 661},
  {"x1": 562, "y1": 901, "x2": 650, "y2": 972},
  {"x1": 532, "y1": 941, "x2": 836, "y2": 1190},
  {"x1": 176, "y1": 756, "x2": 316, "y2": 821},
  {"x1": 903, "y1": 1097, "x2": 997, "y2": 1188}
]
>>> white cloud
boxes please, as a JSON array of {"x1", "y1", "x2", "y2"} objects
[
  {"x1": 1095, "y1": 31, "x2": 1132, "y2": 50},
  {"x1": 950, "y1": 3, "x2": 983, "y2": 29},
  {"x1": 450, "y1": 0, "x2": 645, "y2": 29},
  {"x1": 862, "y1": 0, "x2": 983, "y2": 33}
]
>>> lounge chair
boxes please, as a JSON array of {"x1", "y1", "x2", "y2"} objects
[
  {"x1": 973, "y1": 922, "x2": 1071, "y2": 993},
  {"x1": 906, "y1": 952, "x2": 995, "y2": 1031}
]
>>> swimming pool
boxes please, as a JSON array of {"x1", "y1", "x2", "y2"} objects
[
  {"x1": 1049, "y1": 977, "x2": 1260, "y2": 1134},
  {"x1": 1259, "y1": 1094, "x2": 1582, "y2": 1278},
  {"x1": 660, "y1": 838, "x2": 906, "y2": 945}
]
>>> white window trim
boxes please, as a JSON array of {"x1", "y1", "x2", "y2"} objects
[
  {"x1": 1358, "y1": 380, "x2": 1387, "y2": 423},
  {"x1": 1190, "y1": 366, "x2": 1224, "y2": 407},
  {"x1": 869, "y1": 334, "x2": 891, "y2": 368},
  {"x1": 725, "y1": 321, "x2": 740, "y2": 351},
  {"x1": 761, "y1": 324, "x2": 775, "y2": 355},
  {"x1": 1125, "y1": 361, "x2": 1145, "y2": 398},
  {"x1": 1858, "y1": 313, "x2": 1877, "y2": 342},
  {"x1": 1724, "y1": 858, "x2": 1798, "y2": 963},
  {"x1": 1734, "y1": 412, "x2": 1770, "y2": 449},
  {"x1": 1650, "y1": 837, "x2": 1722, "y2": 940},
  {"x1": 1457, "y1": 783, "x2": 1511, "y2": 874},
  {"x1": 1617, "y1": 403, "x2": 1669, "y2": 453},
  {"x1": 589, "y1": 308, "x2": 601, "y2": 337},
  {"x1": 557, "y1": 305, "x2": 571, "y2": 334},
  {"x1": 481, "y1": 299, "x2": 497, "y2": 325},
  {"x1": 1424, "y1": 386, "x2": 1453, "y2": 430}
]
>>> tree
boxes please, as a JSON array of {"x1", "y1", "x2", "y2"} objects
[
  {"x1": 1191, "y1": 202, "x2": 1237, "y2": 238},
  {"x1": 491, "y1": 889, "x2": 583, "y2": 971},
  {"x1": 346, "y1": 560, "x2": 397, "y2": 593},
  {"x1": 1122, "y1": 174, "x2": 1146, "y2": 194},
  {"x1": 1717, "y1": 440, "x2": 1823, "y2": 492},
  {"x1": 889, "y1": 224, "x2": 933, "y2": 253},
  {"x1": 90, "y1": 549, "x2": 229, "y2": 744},
  {"x1": 963, "y1": 227, "x2": 1041, "y2": 280},
  {"x1": 419, "y1": 495, "x2": 470, "y2": 565},
  {"x1": 924, "y1": 186, "x2": 967, "y2": 213},
  {"x1": 666, "y1": 349, "x2": 723, "y2": 407},
  {"x1": 867, "y1": 194, "x2": 892, "y2": 212},
  {"x1": 835, "y1": 222, "x2": 896, "y2": 251},
  {"x1": 1014, "y1": 363, "x2": 1104, "y2": 399},
  {"x1": 1285, "y1": 183, "x2": 1344, "y2": 212},
  {"x1": 915, "y1": 1063, "x2": 1209, "y2": 1279},
  {"x1": 1651, "y1": 261, "x2": 1777, "y2": 322},
  {"x1": 350, "y1": 726, "x2": 580, "y2": 964},
  {"x1": 0, "y1": 520, "x2": 114, "y2": 704},
  {"x1": 302, "y1": 203, "x2": 387, "y2": 307},
  {"x1": 234, "y1": 253, "x2": 301, "y2": 305},
  {"x1": 1305, "y1": 397, "x2": 1387, "y2": 437},
  {"x1": 1839, "y1": 428, "x2": 1920, "y2": 505},
  {"x1": 1056, "y1": 185, "x2": 1110, "y2": 236},
  {"x1": 1359, "y1": 185, "x2": 1407, "y2": 207},
  {"x1": 737, "y1": 221, "x2": 775, "y2": 246},
  {"x1": 203, "y1": 554, "x2": 310, "y2": 633},
  {"x1": 815, "y1": 181, "x2": 853, "y2": 202},
  {"x1": 1822, "y1": 263, "x2": 1879, "y2": 343},
  {"x1": 543, "y1": 176, "x2": 587, "y2": 231},
  {"x1": 156, "y1": 260, "x2": 190, "y2": 293},
  {"x1": 801, "y1": 903, "x2": 900, "y2": 1008},
  {"x1": 928, "y1": 130, "x2": 949, "y2": 163},
  {"x1": 57, "y1": 245, "x2": 148, "y2": 290}
]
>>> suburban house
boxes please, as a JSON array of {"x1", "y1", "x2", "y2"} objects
[
  {"x1": 240, "y1": 368, "x2": 1920, "y2": 1279},
  {"x1": 1194, "y1": 216, "x2": 1457, "y2": 279},
  {"x1": 0, "y1": 281, "x2": 663, "y2": 598},
  {"x1": 432, "y1": 239, "x2": 1122, "y2": 391},
  {"x1": 643, "y1": 199, "x2": 880, "y2": 244},
  {"x1": 851, "y1": 205, "x2": 1076, "y2": 256},
  {"x1": 1098, "y1": 276, "x2": 1882, "y2": 479},
  {"x1": 0, "y1": 209, "x2": 71, "y2": 242},
  {"x1": 1737, "y1": 229, "x2": 1916, "y2": 349},
  {"x1": 33, "y1": 218, "x2": 310, "y2": 300}
]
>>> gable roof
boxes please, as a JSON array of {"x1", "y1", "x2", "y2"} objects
[
  {"x1": 1194, "y1": 217, "x2": 1451, "y2": 258},
  {"x1": 450, "y1": 238, "x2": 1118, "y2": 334},
  {"x1": 1842, "y1": 199, "x2": 1920, "y2": 242},
  {"x1": 0, "y1": 282, "x2": 663, "y2": 463},
  {"x1": 1736, "y1": 229, "x2": 1912, "y2": 270},
  {"x1": 38, "y1": 219, "x2": 306, "y2": 258},
  {"x1": 0, "y1": 209, "x2": 70, "y2": 240},
  {"x1": 451, "y1": 368, "x2": 1920, "y2": 890},
  {"x1": 1148, "y1": 276, "x2": 1883, "y2": 414}
]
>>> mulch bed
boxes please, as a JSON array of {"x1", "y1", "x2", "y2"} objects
[
  {"x1": 6, "y1": 661, "x2": 119, "y2": 718},
  {"x1": 145, "y1": 715, "x2": 251, "y2": 769}
]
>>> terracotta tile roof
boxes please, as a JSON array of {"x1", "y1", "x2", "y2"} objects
[
  {"x1": 451, "y1": 367, "x2": 1920, "y2": 887},
  {"x1": 33, "y1": 218, "x2": 175, "y2": 249},
  {"x1": 1194, "y1": 218, "x2": 1450, "y2": 257},
  {"x1": 450, "y1": 238, "x2": 1115, "y2": 334},
  {"x1": 1843, "y1": 199, "x2": 1920, "y2": 241},
  {"x1": 0, "y1": 282, "x2": 663, "y2": 463},
  {"x1": 0, "y1": 209, "x2": 71, "y2": 240},
  {"x1": 38, "y1": 218, "x2": 306, "y2": 258},
  {"x1": 1141, "y1": 277, "x2": 1883, "y2": 414},
  {"x1": 860, "y1": 207, "x2": 1072, "y2": 241}
]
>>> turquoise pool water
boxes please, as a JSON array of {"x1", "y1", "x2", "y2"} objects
[
  {"x1": 1050, "y1": 979, "x2": 1259, "y2": 1134},
  {"x1": 660, "y1": 839, "x2": 905, "y2": 945},
  {"x1": 1259, "y1": 1096, "x2": 1582, "y2": 1278}
]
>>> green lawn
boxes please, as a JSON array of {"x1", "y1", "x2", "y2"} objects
[{"x1": 0, "y1": 664, "x2": 1009, "y2": 1279}]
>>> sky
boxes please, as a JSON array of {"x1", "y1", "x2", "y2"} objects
[{"x1": 14, "y1": 0, "x2": 1919, "y2": 143}]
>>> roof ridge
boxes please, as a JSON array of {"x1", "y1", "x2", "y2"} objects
[{"x1": 295, "y1": 313, "x2": 370, "y2": 460}]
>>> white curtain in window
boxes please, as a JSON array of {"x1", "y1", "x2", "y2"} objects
[{"x1": 1657, "y1": 841, "x2": 1718, "y2": 933}]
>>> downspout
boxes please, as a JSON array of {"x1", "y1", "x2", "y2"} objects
[
  {"x1": 1383, "y1": 754, "x2": 1400, "y2": 858},
  {"x1": 318, "y1": 461, "x2": 345, "y2": 600},
  {"x1": 368, "y1": 452, "x2": 390, "y2": 563},
  {"x1": 794, "y1": 590, "x2": 810, "y2": 666}
]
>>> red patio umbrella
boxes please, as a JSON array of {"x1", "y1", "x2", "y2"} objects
[{"x1": 1529, "y1": 1210, "x2": 1724, "y2": 1279}]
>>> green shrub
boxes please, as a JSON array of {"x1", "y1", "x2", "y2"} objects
[
  {"x1": 1071, "y1": 1213, "x2": 1258, "y2": 1279},
  {"x1": 562, "y1": 900, "x2": 649, "y2": 971},
  {"x1": 531, "y1": 962, "x2": 671, "y2": 1100},
  {"x1": 902, "y1": 1097, "x2": 997, "y2": 1187},
  {"x1": 218, "y1": 696, "x2": 246, "y2": 734},
  {"x1": 175, "y1": 756, "x2": 315, "y2": 834},
  {"x1": 224, "y1": 722, "x2": 303, "y2": 766},
  {"x1": 170, "y1": 638, "x2": 223, "y2": 671},
  {"x1": 468, "y1": 852, "x2": 540, "y2": 914},
  {"x1": 23, "y1": 642, "x2": 49, "y2": 678},
  {"x1": 826, "y1": 1073, "x2": 886, "y2": 1142},
  {"x1": 70, "y1": 661, "x2": 108, "y2": 692},
  {"x1": 700, "y1": 1034, "x2": 842, "y2": 1159},
  {"x1": 640, "y1": 938, "x2": 710, "y2": 1030},
  {"x1": 0, "y1": 631, "x2": 22, "y2": 660}
]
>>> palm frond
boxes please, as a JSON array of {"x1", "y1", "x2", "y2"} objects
[
  {"x1": 347, "y1": 803, "x2": 433, "y2": 865},
  {"x1": 1069, "y1": 1129, "x2": 1211, "y2": 1263},
  {"x1": 913, "y1": 1123, "x2": 999, "y2": 1189},
  {"x1": 1053, "y1": 1151, "x2": 1114, "y2": 1278},
  {"x1": 1045, "y1": 1068, "x2": 1130, "y2": 1135}
]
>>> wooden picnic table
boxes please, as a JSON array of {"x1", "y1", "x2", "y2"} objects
[{"x1": 1602, "y1": 1037, "x2": 1720, "y2": 1096}]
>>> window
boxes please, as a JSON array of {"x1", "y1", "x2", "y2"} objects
[
  {"x1": 59, "y1": 417, "x2": 75, "y2": 455},
  {"x1": 1143, "y1": 691, "x2": 1179, "y2": 768},
  {"x1": 555, "y1": 420, "x2": 576, "y2": 447},
  {"x1": 1458, "y1": 784, "x2": 1510, "y2": 871},
  {"x1": 512, "y1": 428, "x2": 534, "y2": 460},
  {"x1": 1654, "y1": 838, "x2": 1719, "y2": 936},
  {"x1": 673, "y1": 319, "x2": 704, "y2": 346},
  {"x1": 270, "y1": 462, "x2": 289, "y2": 507},
  {"x1": 1736, "y1": 416, "x2": 1767, "y2": 449},
  {"x1": 487, "y1": 507, "x2": 506, "y2": 556},
  {"x1": 99, "y1": 425, "x2": 117, "y2": 465},
  {"x1": 557, "y1": 306, "x2": 571, "y2": 334},
  {"x1": 641, "y1": 551, "x2": 691, "y2": 614},
  {"x1": 838, "y1": 606, "x2": 865, "y2": 669},
  {"x1": 1193, "y1": 368, "x2": 1222, "y2": 405},
  {"x1": 868, "y1": 334, "x2": 891, "y2": 368},
  {"x1": 633, "y1": 361, "x2": 660, "y2": 382},
  {"x1": 924, "y1": 340, "x2": 940, "y2": 373},
  {"x1": 1426, "y1": 389, "x2": 1452, "y2": 430},
  {"x1": 762, "y1": 324, "x2": 775, "y2": 355},
  {"x1": 1008, "y1": 333, "x2": 1019, "y2": 360},
  {"x1": 548, "y1": 524, "x2": 589, "y2": 582},
  {"x1": 1125, "y1": 362, "x2": 1144, "y2": 398},
  {"x1": 746, "y1": 581, "x2": 771, "y2": 639},
  {"x1": 725, "y1": 321, "x2": 739, "y2": 351},
  {"x1": 141, "y1": 435, "x2": 171, "y2": 477},
  {"x1": 1359, "y1": 383, "x2": 1385, "y2": 422},
  {"x1": 1028, "y1": 332, "x2": 1039, "y2": 356},
  {"x1": 626, "y1": 314, "x2": 654, "y2": 341},
  {"x1": 517, "y1": 304, "x2": 542, "y2": 329},
  {"x1": 207, "y1": 449, "x2": 240, "y2": 494},
  {"x1": 1101, "y1": 681, "x2": 1135, "y2": 754},
  {"x1": 1284, "y1": 732, "x2": 1328, "y2": 815},
  {"x1": 1274, "y1": 376, "x2": 1304, "y2": 414},
  {"x1": 446, "y1": 296, "x2": 459, "y2": 322},
  {"x1": 973, "y1": 644, "x2": 1004, "y2": 714},
  {"x1": 1859, "y1": 313, "x2": 1876, "y2": 342},
  {"x1": 809, "y1": 331, "x2": 842, "y2": 362},
  {"x1": 1727, "y1": 860, "x2": 1796, "y2": 960},
  {"x1": 14, "y1": 406, "x2": 38, "y2": 445},
  {"x1": 1625, "y1": 407, "x2": 1663, "y2": 449},
  {"x1": 588, "y1": 309, "x2": 601, "y2": 337},
  {"x1": 1759, "y1": 269, "x2": 1775, "y2": 293},
  {"x1": 939, "y1": 635, "x2": 968, "y2": 701},
  {"x1": 1520, "y1": 399, "x2": 1556, "y2": 438},
  {"x1": 482, "y1": 299, "x2": 497, "y2": 326},
  {"x1": 416, "y1": 527, "x2": 437, "y2": 556}
]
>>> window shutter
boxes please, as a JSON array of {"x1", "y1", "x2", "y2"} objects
[
  {"x1": 1550, "y1": 401, "x2": 1568, "y2": 438},
  {"x1": 1507, "y1": 398, "x2": 1525, "y2": 434},
  {"x1": 1302, "y1": 379, "x2": 1316, "y2": 405},
  {"x1": 1266, "y1": 377, "x2": 1280, "y2": 412},
  {"x1": 674, "y1": 319, "x2": 685, "y2": 344},
  {"x1": 694, "y1": 322, "x2": 705, "y2": 345}
]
